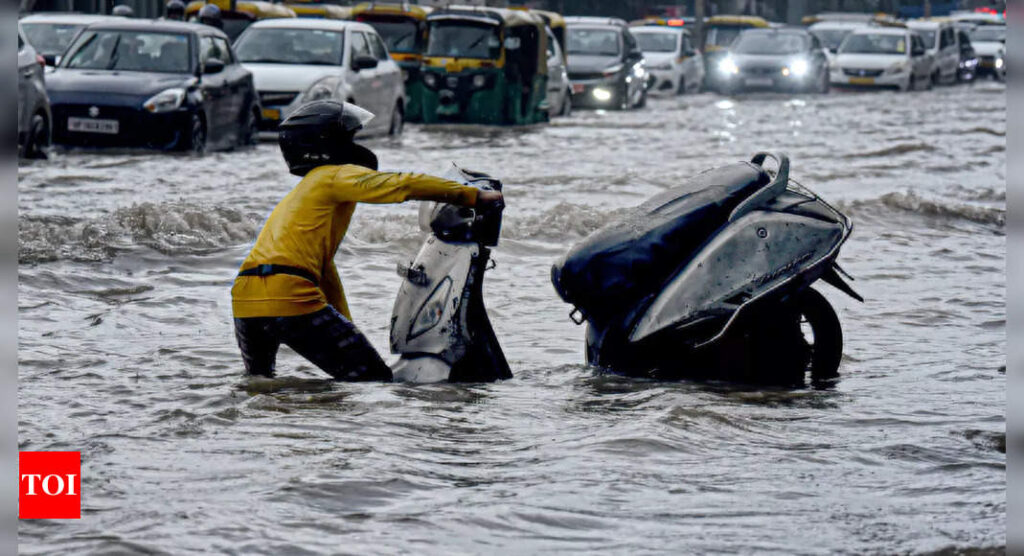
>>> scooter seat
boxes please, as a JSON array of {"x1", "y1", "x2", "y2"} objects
[{"x1": 552, "y1": 161, "x2": 770, "y2": 319}]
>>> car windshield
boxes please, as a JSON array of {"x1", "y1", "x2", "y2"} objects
[
  {"x1": 839, "y1": 33, "x2": 907, "y2": 55},
  {"x1": 914, "y1": 30, "x2": 937, "y2": 48},
  {"x1": 970, "y1": 26, "x2": 1005, "y2": 42},
  {"x1": 426, "y1": 21, "x2": 501, "y2": 59},
  {"x1": 567, "y1": 28, "x2": 620, "y2": 56},
  {"x1": 811, "y1": 28, "x2": 853, "y2": 51},
  {"x1": 64, "y1": 31, "x2": 191, "y2": 73},
  {"x1": 235, "y1": 28, "x2": 345, "y2": 65},
  {"x1": 633, "y1": 31, "x2": 678, "y2": 53},
  {"x1": 705, "y1": 26, "x2": 745, "y2": 47},
  {"x1": 21, "y1": 22, "x2": 86, "y2": 57},
  {"x1": 364, "y1": 18, "x2": 420, "y2": 54},
  {"x1": 733, "y1": 32, "x2": 807, "y2": 54}
]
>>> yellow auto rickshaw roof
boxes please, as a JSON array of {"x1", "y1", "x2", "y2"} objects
[
  {"x1": 509, "y1": 7, "x2": 565, "y2": 29},
  {"x1": 185, "y1": 0, "x2": 296, "y2": 19},
  {"x1": 706, "y1": 15, "x2": 770, "y2": 28},
  {"x1": 285, "y1": 3, "x2": 352, "y2": 19},
  {"x1": 352, "y1": 2, "x2": 431, "y2": 20},
  {"x1": 431, "y1": 5, "x2": 545, "y2": 28}
]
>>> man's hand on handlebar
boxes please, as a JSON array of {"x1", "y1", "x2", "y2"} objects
[{"x1": 476, "y1": 190, "x2": 505, "y2": 212}]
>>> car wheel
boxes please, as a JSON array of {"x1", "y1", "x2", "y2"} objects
[
  {"x1": 238, "y1": 105, "x2": 258, "y2": 147},
  {"x1": 929, "y1": 70, "x2": 939, "y2": 89},
  {"x1": 388, "y1": 102, "x2": 404, "y2": 136},
  {"x1": 676, "y1": 77, "x2": 687, "y2": 95},
  {"x1": 560, "y1": 88, "x2": 572, "y2": 116},
  {"x1": 22, "y1": 113, "x2": 50, "y2": 160},
  {"x1": 818, "y1": 71, "x2": 830, "y2": 94},
  {"x1": 636, "y1": 88, "x2": 647, "y2": 108},
  {"x1": 185, "y1": 113, "x2": 207, "y2": 155}
]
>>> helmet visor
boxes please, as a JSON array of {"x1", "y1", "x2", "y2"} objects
[{"x1": 341, "y1": 102, "x2": 375, "y2": 132}]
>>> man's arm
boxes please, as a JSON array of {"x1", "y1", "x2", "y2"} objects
[
  {"x1": 325, "y1": 166, "x2": 492, "y2": 207},
  {"x1": 320, "y1": 259, "x2": 352, "y2": 321}
]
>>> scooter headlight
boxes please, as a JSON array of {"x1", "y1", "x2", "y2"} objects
[
  {"x1": 409, "y1": 277, "x2": 453, "y2": 340},
  {"x1": 143, "y1": 88, "x2": 186, "y2": 113}
]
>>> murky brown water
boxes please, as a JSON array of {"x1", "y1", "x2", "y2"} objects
[{"x1": 18, "y1": 83, "x2": 1005, "y2": 554}]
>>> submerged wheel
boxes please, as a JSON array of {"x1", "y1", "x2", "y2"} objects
[
  {"x1": 560, "y1": 88, "x2": 572, "y2": 116},
  {"x1": 796, "y1": 287, "x2": 844, "y2": 380},
  {"x1": 388, "y1": 102, "x2": 404, "y2": 136},
  {"x1": 238, "y1": 104, "x2": 258, "y2": 147},
  {"x1": 185, "y1": 113, "x2": 207, "y2": 155},
  {"x1": 22, "y1": 113, "x2": 50, "y2": 159}
]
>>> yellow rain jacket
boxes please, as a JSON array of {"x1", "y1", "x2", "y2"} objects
[{"x1": 231, "y1": 164, "x2": 480, "y2": 320}]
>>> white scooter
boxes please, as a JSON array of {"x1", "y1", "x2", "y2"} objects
[{"x1": 389, "y1": 165, "x2": 511, "y2": 383}]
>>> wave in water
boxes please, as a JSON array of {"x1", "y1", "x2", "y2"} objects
[
  {"x1": 839, "y1": 190, "x2": 1005, "y2": 228},
  {"x1": 19, "y1": 202, "x2": 262, "y2": 263}
]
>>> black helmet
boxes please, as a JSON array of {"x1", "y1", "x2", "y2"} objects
[
  {"x1": 197, "y1": 4, "x2": 223, "y2": 28},
  {"x1": 165, "y1": 0, "x2": 185, "y2": 19},
  {"x1": 278, "y1": 101, "x2": 377, "y2": 177},
  {"x1": 112, "y1": 4, "x2": 134, "y2": 16}
]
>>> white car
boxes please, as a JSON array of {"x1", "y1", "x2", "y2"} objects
[
  {"x1": 968, "y1": 25, "x2": 1006, "y2": 80},
  {"x1": 907, "y1": 19, "x2": 960, "y2": 84},
  {"x1": 831, "y1": 27, "x2": 933, "y2": 91},
  {"x1": 20, "y1": 13, "x2": 123, "y2": 69},
  {"x1": 630, "y1": 25, "x2": 704, "y2": 95},
  {"x1": 545, "y1": 27, "x2": 573, "y2": 117},
  {"x1": 809, "y1": 20, "x2": 868, "y2": 63},
  {"x1": 233, "y1": 19, "x2": 406, "y2": 136}
]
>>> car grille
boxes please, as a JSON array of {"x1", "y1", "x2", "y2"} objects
[
  {"x1": 741, "y1": 66, "x2": 784, "y2": 76},
  {"x1": 843, "y1": 68, "x2": 884, "y2": 77},
  {"x1": 259, "y1": 91, "x2": 299, "y2": 106},
  {"x1": 568, "y1": 72, "x2": 605, "y2": 81}
]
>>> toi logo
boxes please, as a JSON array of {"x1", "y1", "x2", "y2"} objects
[{"x1": 19, "y1": 451, "x2": 81, "y2": 519}]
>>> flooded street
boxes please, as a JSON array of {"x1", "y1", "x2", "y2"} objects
[{"x1": 17, "y1": 83, "x2": 1005, "y2": 554}]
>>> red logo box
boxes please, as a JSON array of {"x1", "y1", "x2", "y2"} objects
[{"x1": 19, "y1": 451, "x2": 81, "y2": 519}]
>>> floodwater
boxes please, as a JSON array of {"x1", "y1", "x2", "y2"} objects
[{"x1": 18, "y1": 84, "x2": 1005, "y2": 554}]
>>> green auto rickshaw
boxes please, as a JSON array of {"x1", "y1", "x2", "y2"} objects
[
  {"x1": 352, "y1": 2, "x2": 432, "y2": 122},
  {"x1": 420, "y1": 6, "x2": 549, "y2": 125}
]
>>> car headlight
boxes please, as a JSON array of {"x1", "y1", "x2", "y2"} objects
[
  {"x1": 789, "y1": 58, "x2": 809, "y2": 77},
  {"x1": 996, "y1": 57, "x2": 1004, "y2": 69},
  {"x1": 592, "y1": 87, "x2": 612, "y2": 101},
  {"x1": 602, "y1": 63, "x2": 623, "y2": 78},
  {"x1": 301, "y1": 77, "x2": 339, "y2": 103},
  {"x1": 143, "y1": 88, "x2": 185, "y2": 113},
  {"x1": 885, "y1": 61, "x2": 909, "y2": 74},
  {"x1": 718, "y1": 57, "x2": 739, "y2": 75}
]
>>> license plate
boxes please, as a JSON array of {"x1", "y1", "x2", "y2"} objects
[
  {"x1": 572, "y1": 83, "x2": 585, "y2": 94},
  {"x1": 744, "y1": 77, "x2": 773, "y2": 87},
  {"x1": 849, "y1": 77, "x2": 875, "y2": 85},
  {"x1": 68, "y1": 117, "x2": 118, "y2": 134},
  {"x1": 261, "y1": 108, "x2": 281, "y2": 121}
]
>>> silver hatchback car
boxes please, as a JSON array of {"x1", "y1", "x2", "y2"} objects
[{"x1": 18, "y1": 24, "x2": 52, "y2": 159}]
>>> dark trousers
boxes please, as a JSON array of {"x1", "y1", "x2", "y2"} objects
[{"x1": 234, "y1": 306, "x2": 393, "y2": 382}]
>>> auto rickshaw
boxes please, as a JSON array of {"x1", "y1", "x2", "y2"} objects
[
  {"x1": 185, "y1": 0, "x2": 296, "y2": 40},
  {"x1": 701, "y1": 15, "x2": 769, "y2": 92},
  {"x1": 420, "y1": 6, "x2": 549, "y2": 125},
  {"x1": 352, "y1": 2, "x2": 431, "y2": 122},
  {"x1": 283, "y1": 0, "x2": 352, "y2": 20},
  {"x1": 524, "y1": 8, "x2": 566, "y2": 59}
]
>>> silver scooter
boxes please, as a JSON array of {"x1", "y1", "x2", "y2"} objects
[
  {"x1": 389, "y1": 165, "x2": 511, "y2": 383},
  {"x1": 551, "y1": 152, "x2": 862, "y2": 384}
]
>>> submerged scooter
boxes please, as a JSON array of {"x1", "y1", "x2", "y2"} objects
[
  {"x1": 551, "y1": 152, "x2": 862, "y2": 384},
  {"x1": 389, "y1": 165, "x2": 511, "y2": 383}
]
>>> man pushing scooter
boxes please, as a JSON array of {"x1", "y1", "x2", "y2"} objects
[{"x1": 231, "y1": 101, "x2": 504, "y2": 381}]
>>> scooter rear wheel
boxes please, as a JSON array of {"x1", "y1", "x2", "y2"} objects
[{"x1": 797, "y1": 287, "x2": 843, "y2": 380}]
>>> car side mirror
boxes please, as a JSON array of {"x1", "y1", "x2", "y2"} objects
[
  {"x1": 42, "y1": 54, "x2": 58, "y2": 66},
  {"x1": 353, "y1": 54, "x2": 378, "y2": 71},
  {"x1": 684, "y1": 48, "x2": 696, "y2": 57},
  {"x1": 203, "y1": 58, "x2": 225, "y2": 74}
]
